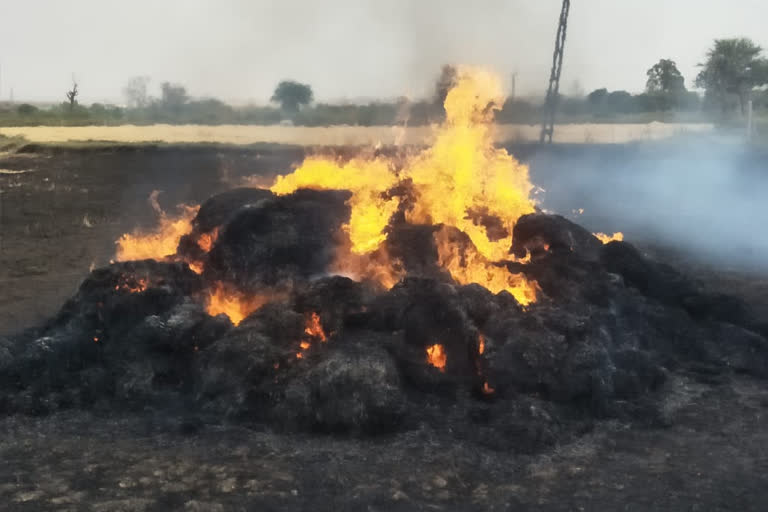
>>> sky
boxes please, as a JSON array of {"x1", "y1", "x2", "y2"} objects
[{"x1": 1, "y1": 0, "x2": 766, "y2": 104}]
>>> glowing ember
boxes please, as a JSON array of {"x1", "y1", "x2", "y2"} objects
[
  {"x1": 300, "y1": 341, "x2": 311, "y2": 350},
  {"x1": 270, "y1": 68, "x2": 540, "y2": 301},
  {"x1": 113, "y1": 276, "x2": 148, "y2": 293},
  {"x1": 115, "y1": 192, "x2": 199, "y2": 262},
  {"x1": 426, "y1": 344, "x2": 447, "y2": 372},
  {"x1": 304, "y1": 312, "x2": 327, "y2": 342},
  {"x1": 594, "y1": 232, "x2": 624, "y2": 244},
  {"x1": 196, "y1": 228, "x2": 219, "y2": 252},
  {"x1": 188, "y1": 261, "x2": 204, "y2": 274},
  {"x1": 205, "y1": 283, "x2": 271, "y2": 326},
  {"x1": 478, "y1": 334, "x2": 485, "y2": 355},
  {"x1": 481, "y1": 381, "x2": 495, "y2": 395}
]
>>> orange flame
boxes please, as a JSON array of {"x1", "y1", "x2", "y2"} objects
[
  {"x1": 426, "y1": 344, "x2": 447, "y2": 372},
  {"x1": 204, "y1": 283, "x2": 271, "y2": 326},
  {"x1": 478, "y1": 334, "x2": 485, "y2": 355},
  {"x1": 304, "y1": 312, "x2": 327, "y2": 342},
  {"x1": 196, "y1": 228, "x2": 219, "y2": 252},
  {"x1": 185, "y1": 228, "x2": 219, "y2": 274},
  {"x1": 113, "y1": 276, "x2": 148, "y2": 293},
  {"x1": 594, "y1": 232, "x2": 624, "y2": 244}
]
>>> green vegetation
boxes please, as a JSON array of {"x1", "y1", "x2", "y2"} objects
[{"x1": 1, "y1": 37, "x2": 767, "y2": 128}]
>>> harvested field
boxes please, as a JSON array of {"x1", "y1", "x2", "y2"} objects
[
  {"x1": 1, "y1": 122, "x2": 714, "y2": 146},
  {"x1": 2, "y1": 142, "x2": 768, "y2": 511}
]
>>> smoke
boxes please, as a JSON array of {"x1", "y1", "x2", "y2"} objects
[{"x1": 524, "y1": 138, "x2": 768, "y2": 271}]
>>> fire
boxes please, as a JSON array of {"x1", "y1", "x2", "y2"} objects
[
  {"x1": 269, "y1": 68, "x2": 540, "y2": 303},
  {"x1": 426, "y1": 344, "x2": 447, "y2": 372},
  {"x1": 188, "y1": 261, "x2": 204, "y2": 274},
  {"x1": 205, "y1": 283, "x2": 271, "y2": 326},
  {"x1": 481, "y1": 381, "x2": 495, "y2": 395},
  {"x1": 594, "y1": 232, "x2": 624, "y2": 244},
  {"x1": 434, "y1": 228, "x2": 539, "y2": 305},
  {"x1": 478, "y1": 334, "x2": 485, "y2": 355},
  {"x1": 271, "y1": 157, "x2": 400, "y2": 254},
  {"x1": 329, "y1": 237, "x2": 404, "y2": 290},
  {"x1": 403, "y1": 69, "x2": 535, "y2": 262},
  {"x1": 304, "y1": 312, "x2": 327, "y2": 342},
  {"x1": 115, "y1": 193, "x2": 198, "y2": 261},
  {"x1": 114, "y1": 276, "x2": 148, "y2": 293},
  {"x1": 295, "y1": 312, "x2": 329, "y2": 359},
  {"x1": 196, "y1": 228, "x2": 219, "y2": 252}
]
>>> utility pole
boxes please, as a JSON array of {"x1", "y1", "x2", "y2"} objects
[
  {"x1": 511, "y1": 71, "x2": 518, "y2": 101},
  {"x1": 540, "y1": 0, "x2": 571, "y2": 144}
]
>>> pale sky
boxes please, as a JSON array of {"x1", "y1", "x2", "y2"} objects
[{"x1": 1, "y1": 0, "x2": 766, "y2": 104}]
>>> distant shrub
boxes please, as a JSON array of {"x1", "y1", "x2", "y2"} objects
[{"x1": 17, "y1": 104, "x2": 38, "y2": 115}]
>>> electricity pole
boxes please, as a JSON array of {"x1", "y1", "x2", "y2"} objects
[{"x1": 540, "y1": 0, "x2": 571, "y2": 144}]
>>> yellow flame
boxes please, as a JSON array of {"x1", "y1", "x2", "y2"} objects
[
  {"x1": 434, "y1": 227, "x2": 538, "y2": 305},
  {"x1": 271, "y1": 157, "x2": 400, "y2": 254},
  {"x1": 594, "y1": 232, "x2": 624, "y2": 244},
  {"x1": 404, "y1": 68, "x2": 535, "y2": 262},
  {"x1": 115, "y1": 205, "x2": 198, "y2": 261},
  {"x1": 269, "y1": 68, "x2": 540, "y2": 303}
]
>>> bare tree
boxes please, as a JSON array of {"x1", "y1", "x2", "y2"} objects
[{"x1": 66, "y1": 80, "x2": 79, "y2": 111}]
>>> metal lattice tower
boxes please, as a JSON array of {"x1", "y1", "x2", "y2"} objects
[{"x1": 540, "y1": 0, "x2": 571, "y2": 144}]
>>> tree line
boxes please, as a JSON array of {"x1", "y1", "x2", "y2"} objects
[{"x1": 2, "y1": 37, "x2": 767, "y2": 127}]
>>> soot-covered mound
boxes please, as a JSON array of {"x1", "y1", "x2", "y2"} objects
[{"x1": 2, "y1": 188, "x2": 767, "y2": 452}]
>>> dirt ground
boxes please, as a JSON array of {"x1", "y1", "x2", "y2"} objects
[
  {"x1": 0, "y1": 145, "x2": 303, "y2": 335},
  {"x1": 2, "y1": 144, "x2": 768, "y2": 510}
]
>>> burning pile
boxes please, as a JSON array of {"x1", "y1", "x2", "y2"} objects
[{"x1": 1, "y1": 69, "x2": 767, "y2": 448}]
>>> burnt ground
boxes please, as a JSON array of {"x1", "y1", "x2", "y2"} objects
[{"x1": 1, "y1": 142, "x2": 768, "y2": 510}]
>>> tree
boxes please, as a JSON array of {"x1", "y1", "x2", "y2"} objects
[
  {"x1": 434, "y1": 64, "x2": 458, "y2": 107},
  {"x1": 159, "y1": 82, "x2": 189, "y2": 114},
  {"x1": 695, "y1": 38, "x2": 768, "y2": 115},
  {"x1": 606, "y1": 90, "x2": 636, "y2": 113},
  {"x1": 645, "y1": 59, "x2": 687, "y2": 111},
  {"x1": 17, "y1": 103, "x2": 38, "y2": 116},
  {"x1": 270, "y1": 80, "x2": 313, "y2": 115},
  {"x1": 646, "y1": 59, "x2": 686, "y2": 94},
  {"x1": 123, "y1": 76, "x2": 150, "y2": 108},
  {"x1": 65, "y1": 81, "x2": 79, "y2": 111},
  {"x1": 587, "y1": 88, "x2": 608, "y2": 106}
]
